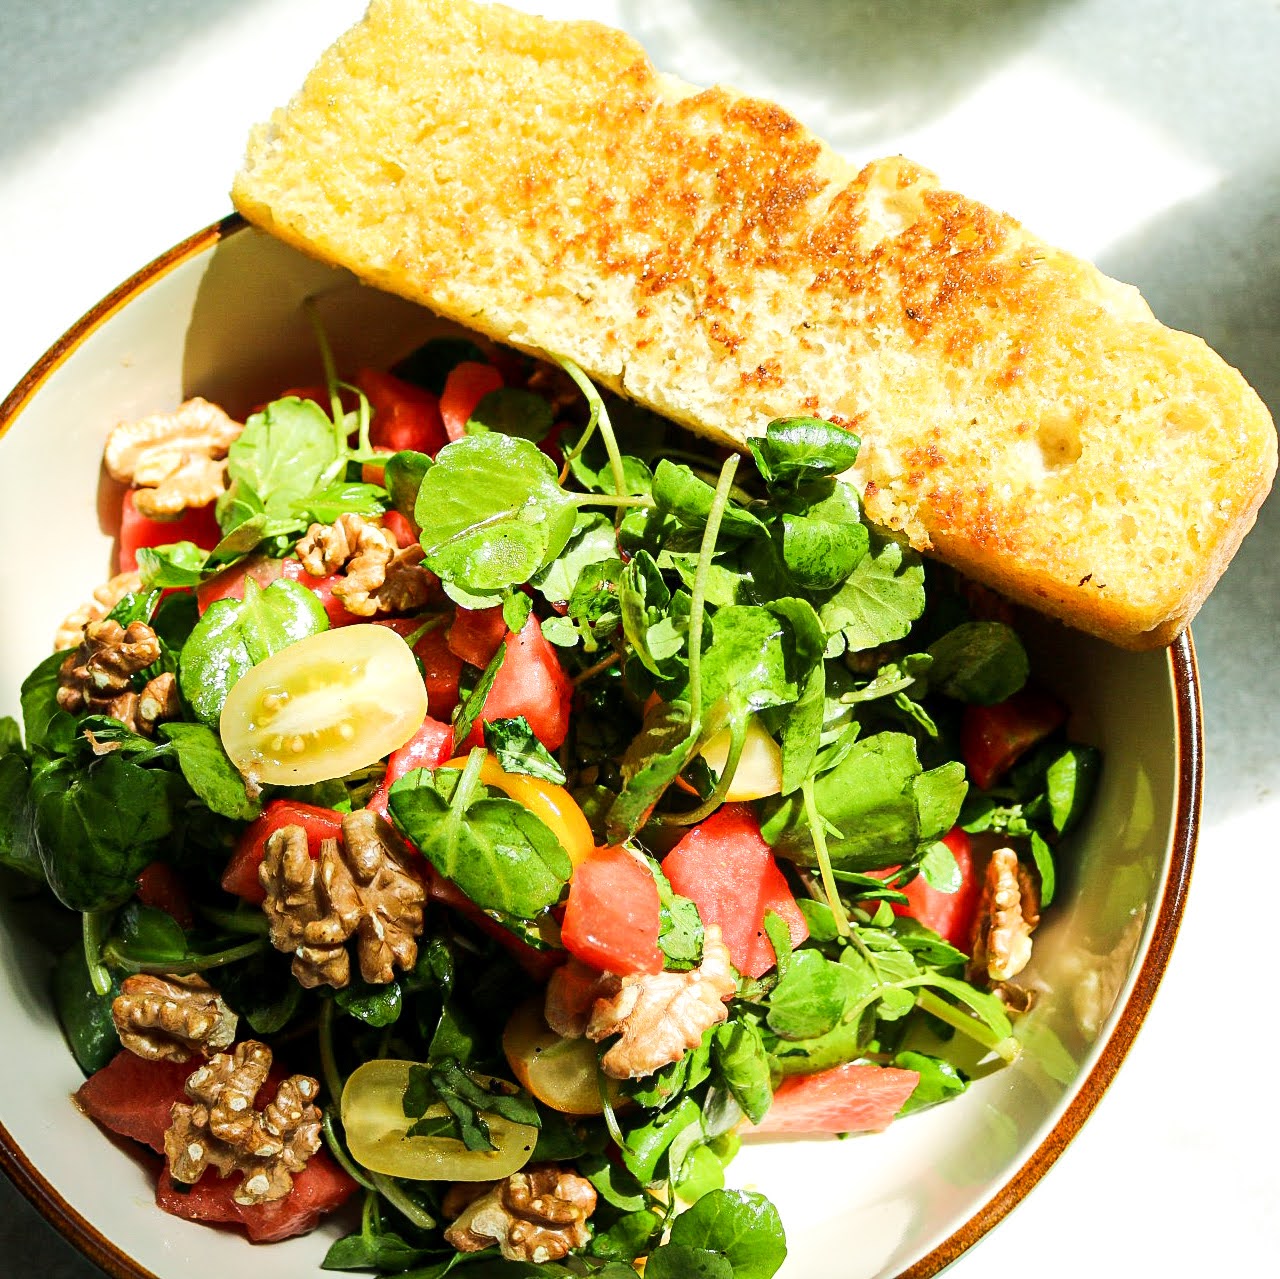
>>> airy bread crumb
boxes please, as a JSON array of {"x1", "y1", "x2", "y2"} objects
[{"x1": 232, "y1": 0, "x2": 1276, "y2": 648}]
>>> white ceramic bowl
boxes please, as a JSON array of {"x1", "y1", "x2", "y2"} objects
[{"x1": 0, "y1": 219, "x2": 1200, "y2": 1279}]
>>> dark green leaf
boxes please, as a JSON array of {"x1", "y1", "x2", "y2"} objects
[
  {"x1": 31, "y1": 756, "x2": 175, "y2": 911},
  {"x1": 385, "y1": 450, "x2": 433, "y2": 523},
  {"x1": 452, "y1": 641, "x2": 507, "y2": 752},
  {"x1": 619, "y1": 1094, "x2": 701, "y2": 1184},
  {"x1": 579, "y1": 1153, "x2": 648, "y2": 1212},
  {"x1": 136, "y1": 542, "x2": 210, "y2": 588},
  {"x1": 388, "y1": 765, "x2": 571, "y2": 918},
  {"x1": 927, "y1": 622, "x2": 1029, "y2": 705},
  {"x1": 0, "y1": 751, "x2": 39, "y2": 879},
  {"x1": 766, "y1": 950, "x2": 863, "y2": 1041},
  {"x1": 21, "y1": 650, "x2": 78, "y2": 752},
  {"x1": 894, "y1": 1050, "x2": 967, "y2": 1115},
  {"x1": 646, "y1": 1244, "x2": 735, "y2": 1279},
  {"x1": 818, "y1": 534, "x2": 925, "y2": 653},
  {"x1": 748, "y1": 417, "x2": 861, "y2": 490},
  {"x1": 653, "y1": 460, "x2": 768, "y2": 540},
  {"x1": 589, "y1": 1209, "x2": 663, "y2": 1263},
  {"x1": 1029, "y1": 829, "x2": 1056, "y2": 907},
  {"x1": 178, "y1": 577, "x2": 329, "y2": 725},
  {"x1": 501, "y1": 592, "x2": 532, "y2": 634},
  {"x1": 322, "y1": 1229, "x2": 434, "y2": 1272},
  {"x1": 158, "y1": 722, "x2": 260, "y2": 821},
  {"x1": 606, "y1": 700, "x2": 697, "y2": 843},
  {"x1": 53, "y1": 944, "x2": 121, "y2": 1075},
  {"x1": 416, "y1": 434, "x2": 578, "y2": 594},
  {"x1": 711, "y1": 1021, "x2": 773, "y2": 1125},
  {"x1": 1045, "y1": 744, "x2": 1101, "y2": 835},
  {"x1": 335, "y1": 977, "x2": 403, "y2": 1027},
  {"x1": 225, "y1": 397, "x2": 342, "y2": 525},
  {"x1": 531, "y1": 512, "x2": 619, "y2": 605},
  {"x1": 104, "y1": 589, "x2": 162, "y2": 628},
  {"x1": 665, "y1": 1188, "x2": 787, "y2": 1279},
  {"x1": 482, "y1": 717, "x2": 566, "y2": 785},
  {"x1": 293, "y1": 481, "x2": 388, "y2": 525},
  {"x1": 104, "y1": 902, "x2": 189, "y2": 968},
  {"x1": 918, "y1": 837, "x2": 961, "y2": 893},
  {"x1": 467, "y1": 388, "x2": 555, "y2": 442}
]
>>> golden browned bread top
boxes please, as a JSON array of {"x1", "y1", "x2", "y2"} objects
[{"x1": 233, "y1": 0, "x2": 1276, "y2": 648}]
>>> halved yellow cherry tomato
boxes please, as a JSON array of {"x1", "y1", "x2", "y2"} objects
[
  {"x1": 440, "y1": 753, "x2": 594, "y2": 867},
  {"x1": 220, "y1": 625, "x2": 427, "y2": 786},
  {"x1": 340, "y1": 1058, "x2": 537, "y2": 1181},
  {"x1": 700, "y1": 716, "x2": 784, "y2": 801},
  {"x1": 502, "y1": 997, "x2": 623, "y2": 1116}
]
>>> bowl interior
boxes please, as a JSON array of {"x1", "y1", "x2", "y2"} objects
[{"x1": 0, "y1": 223, "x2": 1197, "y2": 1279}]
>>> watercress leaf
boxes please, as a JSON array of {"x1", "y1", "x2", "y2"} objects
[
  {"x1": 620, "y1": 551, "x2": 685, "y2": 676},
  {"x1": 467, "y1": 387, "x2": 555, "y2": 442},
  {"x1": 335, "y1": 976, "x2": 403, "y2": 1027},
  {"x1": 158, "y1": 722, "x2": 260, "y2": 821},
  {"x1": 394, "y1": 336, "x2": 486, "y2": 395},
  {"x1": 818, "y1": 534, "x2": 925, "y2": 653},
  {"x1": 105, "y1": 589, "x2": 163, "y2": 628},
  {"x1": 748, "y1": 417, "x2": 862, "y2": 490},
  {"x1": 606, "y1": 700, "x2": 697, "y2": 843},
  {"x1": 646, "y1": 1244, "x2": 735, "y2": 1279},
  {"x1": 711, "y1": 1021, "x2": 773, "y2": 1125},
  {"x1": 452, "y1": 642, "x2": 506, "y2": 753},
  {"x1": 579, "y1": 1153, "x2": 648, "y2": 1213},
  {"x1": 541, "y1": 615, "x2": 579, "y2": 648},
  {"x1": 919, "y1": 972, "x2": 1015, "y2": 1043},
  {"x1": 618, "y1": 1094, "x2": 702, "y2": 1184},
  {"x1": 20, "y1": 651, "x2": 77, "y2": 753},
  {"x1": 666, "y1": 1188, "x2": 788, "y2": 1279},
  {"x1": 419, "y1": 1058, "x2": 540, "y2": 1153},
  {"x1": 0, "y1": 717, "x2": 21, "y2": 755},
  {"x1": 178, "y1": 577, "x2": 328, "y2": 725},
  {"x1": 796, "y1": 897, "x2": 839, "y2": 942},
  {"x1": 482, "y1": 716, "x2": 567, "y2": 785},
  {"x1": 766, "y1": 950, "x2": 863, "y2": 1041},
  {"x1": 31, "y1": 755, "x2": 175, "y2": 911},
  {"x1": 918, "y1": 838, "x2": 961, "y2": 893},
  {"x1": 226, "y1": 397, "x2": 342, "y2": 521},
  {"x1": 1029, "y1": 828, "x2": 1056, "y2": 908},
  {"x1": 761, "y1": 731, "x2": 925, "y2": 868},
  {"x1": 293, "y1": 481, "x2": 388, "y2": 525},
  {"x1": 926, "y1": 621, "x2": 1029, "y2": 705},
  {"x1": 136, "y1": 542, "x2": 210, "y2": 589},
  {"x1": 208, "y1": 510, "x2": 269, "y2": 563},
  {"x1": 764, "y1": 597, "x2": 827, "y2": 794},
  {"x1": 442, "y1": 579, "x2": 505, "y2": 611},
  {"x1": 771, "y1": 481, "x2": 869, "y2": 593},
  {"x1": 53, "y1": 944, "x2": 121, "y2": 1075},
  {"x1": 384, "y1": 450, "x2": 433, "y2": 523},
  {"x1": 891, "y1": 916, "x2": 968, "y2": 967},
  {"x1": 589, "y1": 1209, "x2": 664, "y2": 1263},
  {"x1": 0, "y1": 751, "x2": 39, "y2": 879},
  {"x1": 388, "y1": 767, "x2": 572, "y2": 918},
  {"x1": 649, "y1": 858, "x2": 704, "y2": 971},
  {"x1": 499, "y1": 592, "x2": 530, "y2": 635},
  {"x1": 1045, "y1": 744, "x2": 1102, "y2": 836},
  {"x1": 215, "y1": 953, "x2": 303, "y2": 1036},
  {"x1": 894, "y1": 1050, "x2": 967, "y2": 1115},
  {"x1": 322, "y1": 1230, "x2": 434, "y2": 1272},
  {"x1": 653, "y1": 460, "x2": 768, "y2": 540},
  {"x1": 912, "y1": 762, "x2": 968, "y2": 845},
  {"x1": 698, "y1": 606, "x2": 797, "y2": 716},
  {"x1": 531, "y1": 512, "x2": 619, "y2": 604},
  {"x1": 416, "y1": 434, "x2": 578, "y2": 593},
  {"x1": 103, "y1": 901, "x2": 189, "y2": 968}
]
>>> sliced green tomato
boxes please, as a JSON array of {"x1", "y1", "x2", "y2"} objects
[
  {"x1": 700, "y1": 716, "x2": 784, "y2": 801},
  {"x1": 219, "y1": 625, "x2": 427, "y2": 786},
  {"x1": 502, "y1": 998, "x2": 623, "y2": 1116},
  {"x1": 340, "y1": 1059, "x2": 538, "y2": 1181}
]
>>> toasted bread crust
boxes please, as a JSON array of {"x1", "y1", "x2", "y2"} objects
[{"x1": 232, "y1": 0, "x2": 1276, "y2": 648}]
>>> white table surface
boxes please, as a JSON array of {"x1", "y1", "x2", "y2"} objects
[{"x1": 1, "y1": 1, "x2": 1277, "y2": 1276}]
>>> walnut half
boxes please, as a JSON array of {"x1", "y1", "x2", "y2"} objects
[
  {"x1": 56, "y1": 619, "x2": 180, "y2": 736},
  {"x1": 969, "y1": 847, "x2": 1041, "y2": 984},
  {"x1": 296, "y1": 513, "x2": 434, "y2": 616},
  {"x1": 259, "y1": 810, "x2": 426, "y2": 989},
  {"x1": 444, "y1": 1164, "x2": 597, "y2": 1264},
  {"x1": 164, "y1": 1040, "x2": 321, "y2": 1205},
  {"x1": 544, "y1": 925, "x2": 737, "y2": 1079},
  {"x1": 112, "y1": 974, "x2": 238, "y2": 1064}
]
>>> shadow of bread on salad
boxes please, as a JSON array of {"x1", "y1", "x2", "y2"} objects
[{"x1": 0, "y1": 0, "x2": 1265, "y2": 1276}]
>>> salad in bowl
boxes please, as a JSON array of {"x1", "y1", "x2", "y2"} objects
[{"x1": 0, "y1": 256, "x2": 1105, "y2": 1278}]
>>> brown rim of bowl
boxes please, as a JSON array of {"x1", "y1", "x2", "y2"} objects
[{"x1": 0, "y1": 216, "x2": 1204, "y2": 1279}]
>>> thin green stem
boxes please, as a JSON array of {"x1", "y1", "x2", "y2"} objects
[
  {"x1": 556, "y1": 356, "x2": 627, "y2": 521},
  {"x1": 193, "y1": 903, "x2": 270, "y2": 936},
  {"x1": 371, "y1": 1172, "x2": 437, "y2": 1231},
  {"x1": 82, "y1": 911, "x2": 114, "y2": 997},
  {"x1": 102, "y1": 937, "x2": 266, "y2": 976},
  {"x1": 597, "y1": 1062, "x2": 627, "y2": 1153},
  {"x1": 686, "y1": 453, "x2": 740, "y2": 730},
  {"x1": 321, "y1": 1109, "x2": 376, "y2": 1192},
  {"x1": 318, "y1": 998, "x2": 345, "y2": 1106},
  {"x1": 802, "y1": 777, "x2": 851, "y2": 940},
  {"x1": 304, "y1": 299, "x2": 347, "y2": 441},
  {"x1": 913, "y1": 987, "x2": 1021, "y2": 1064},
  {"x1": 650, "y1": 714, "x2": 747, "y2": 828}
]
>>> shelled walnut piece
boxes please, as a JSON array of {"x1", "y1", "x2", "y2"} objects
[
  {"x1": 259, "y1": 809, "x2": 426, "y2": 989},
  {"x1": 969, "y1": 846, "x2": 1041, "y2": 984},
  {"x1": 544, "y1": 926, "x2": 736, "y2": 1079},
  {"x1": 54, "y1": 570, "x2": 142, "y2": 651},
  {"x1": 443, "y1": 1164, "x2": 597, "y2": 1264},
  {"x1": 296, "y1": 512, "x2": 434, "y2": 616},
  {"x1": 55, "y1": 619, "x2": 180, "y2": 736},
  {"x1": 103, "y1": 397, "x2": 242, "y2": 517},
  {"x1": 164, "y1": 1040, "x2": 321, "y2": 1205},
  {"x1": 112, "y1": 974, "x2": 238, "y2": 1064}
]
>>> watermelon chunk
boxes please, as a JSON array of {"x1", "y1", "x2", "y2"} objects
[
  {"x1": 745, "y1": 1062, "x2": 920, "y2": 1135},
  {"x1": 155, "y1": 1155, "x2": 356, "y2": 1243},
  {"x1": 76, "y1": 1051, "x2": 356, "y2": 1241}
]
